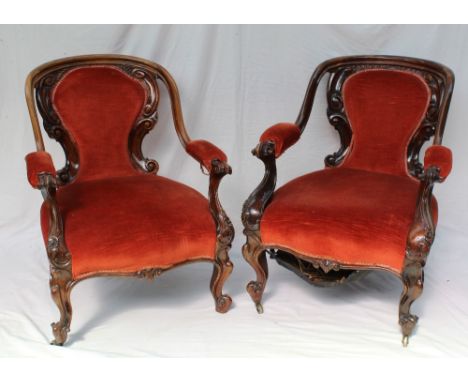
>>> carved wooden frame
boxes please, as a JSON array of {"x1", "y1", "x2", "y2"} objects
[
  {"x1": 26, "y1": 54, "x2": 234, "y2": 345},
  {"x1": 241, "y1": 55, "x2": 454, "y2": 345}
]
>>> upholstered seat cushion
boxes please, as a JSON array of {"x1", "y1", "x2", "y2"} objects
[
  {"x1": 260, "y1": 168, "x2": 437, "y2": 274},
  {"x1": 41, "y1": 175, "x2": 216, "y2": 279}
]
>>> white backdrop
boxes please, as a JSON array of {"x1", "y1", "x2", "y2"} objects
[{"x1": 1, "y1": 24, "x2": 468, "y2": 356}]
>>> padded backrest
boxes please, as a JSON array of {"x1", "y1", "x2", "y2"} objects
[
  {"x1": 341, "y1": 69, "x2": 431, "y2": 177},
  {"x1": 52, "y1": 66, "x2": 146, "y2": 182}
]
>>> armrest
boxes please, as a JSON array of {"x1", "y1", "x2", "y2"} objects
[
  {"x1": 259, "y1": 123, "x2": 301, "y2": 158},
  {"x1": 25, "y1": 151, "x2": 56, "y2": 189},
  {"x1": 424, "y1": 145, "x2": 452, "y2": 181},
  {"x1": 186, "y1": 140, "x2": 228, "y2": 173}
]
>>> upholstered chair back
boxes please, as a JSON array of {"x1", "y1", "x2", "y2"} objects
[
  {"x1": 51, "y1": 66, "x2": 148, "y2": 182},
  {"x1": 340, "y1": 69, "x2": 431, "y2": 177}
]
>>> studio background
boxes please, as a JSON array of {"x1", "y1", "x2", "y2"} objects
[{"x1": 1, "y1": 24, "x2": 467, "y2": 356}]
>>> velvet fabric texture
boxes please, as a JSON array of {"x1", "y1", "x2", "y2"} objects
[
  {"x1": 25, "y1": 151, "x2": 56, "y2": 189},
  {"x1": 52, "y1": 66, "x2": 146, "y2": 183},
  {"x1": 186, "y1": 140, "x2": 228, "y2": 172},
  {"x1": 259, "y1": 123, "x2": 301, "y2": 157},
  {"x1": 41, "y1": 175, "x2": 217, "y2": 279},
  {"x1": 341, "y1": 70, "x2": 431, "y2": 177},
  {"x1": 261, "y1": 168, "x2": 437, "y2": 273},
  {"x1": 34, "y1": 65, "x2": 221, "y2": 279},
  {"x1": 424, "y1": 145, "x2": 452, "y2": 180}
]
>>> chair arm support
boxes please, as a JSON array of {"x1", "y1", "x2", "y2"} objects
[
  {"x1": 241, "y1": 141, "x2": 277, "y2": 232},
  {"x1": 208, "y1": 159, "x2": 234, "y2": 259},
  {"x1": 185, "y1": 140, "x2": 233, "y2": 251},
  {"x1": 25, "y1": 151, "x2": 57, "y2": 189},
  {"x1": 241, "y1": 123, "x2": 300, "y2": 231},
  {"x1": 424, "y1": 145, "x2": 452, "y2": 181},
  {"x1": 259, "y1": 123, "x2": 301, "y2": 158},
  {"x1": 35, "y1": 172, "x2": 71, "y2": 271},
  {"x1": 186, "y1": 140, "x2": 228, "y2": 173},
  {"x1": 405, "y1": 165, "x2": 441, "y2": 267}
]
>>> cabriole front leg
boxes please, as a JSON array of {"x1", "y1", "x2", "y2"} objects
[
  {"x1": 242, "y1": 232, "x2": 268, "y2": 314},
  {"x1": 210, "y1": 252, "x2": 233, "y2": 313},
  {"x1": 399, "y1": 261, "x2": 424, "y2": 347},
  {"x1": 49, "y1": 268, "x2": 73, "y2": 345},
  {"x1": 399, "y1": 167, "x2": 437, "y2": 347}
]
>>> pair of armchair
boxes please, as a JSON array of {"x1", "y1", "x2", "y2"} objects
[{"x1": 25, "y1": 54, "x2": 453, "y2": 347}]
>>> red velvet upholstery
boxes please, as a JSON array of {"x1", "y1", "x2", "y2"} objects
[
  {"x1": 27, "y1": 65, "x2": 230, "y2": 281},
  {"x1": 261, "y1": 168, "x2": 437, "y2": 274},
  {"x1": 341, "y1": 70, "x2": 431, "y2": 177},
  {"x1": 40, "y1": 175, "x2": 216, "y2": 279},
  {"x1": 260, "y1": 123, "x2": 301, "y2": 157},
  {"x1": 52, "y1": 66, "x2": 146, "y2": 182},
  {"x1": 424, "y1": 145, "x2": 452, "y2": 180},
  {"x1": 186, "y1": 140, "x2": 228, "y2": 172},
  {"x1": 25, "y1": 151, "x2": 56, "y2": 188}
]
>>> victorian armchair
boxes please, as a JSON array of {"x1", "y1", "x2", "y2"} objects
[
  {"x1": 242, "y1": 55, "x2": 454, "y2": 346},
  {"x1": 25, "y1": 55, "x2": 234, "y2": 345}
]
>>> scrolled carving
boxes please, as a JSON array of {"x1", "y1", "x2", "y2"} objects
[
  {"x1": 325, "y1": 67, "x2": 355, "y2": 167},
  {"x1": 49, "y1": 267, "x2": 73, "y2": 346},
  {"x1": 136, "y1": 268, "x2": 163, "y2": 280},
  {"x1": 399, "y1": 165, "x2": 440, "y2": 345},
  {"x1": 325, "y1": 62, "x2": 447, "y2": 178},
  {"x1": 240, "y1": 140, "x2": 282, "y2": 313},
  {"x1": 36, "y1": 70, "x2": 79, "y2": 185},
  {"x1": 271, "y1": 250, "x2": 366, "y2": 287},
  {"x1": 38, "y1": 172, "x2": 73, "y2": 345},
  {"x1": 241, "y1": 140, "x2": 277, "y2": 232},
  {"x1": 208, "y1": 158, "x2": 234, "y2": 313},
  {"x1": 121, "y1": 65, "x2": 161, "y2": 174},
  {"x1": 242, "y1": 231, "x2": 268, "y2": 313},
  {"x1": 407, "y1": 73, "x2": 443, "y2": 178}
]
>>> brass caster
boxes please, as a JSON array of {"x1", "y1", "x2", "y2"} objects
[
  {"x1": 255, "y1": 302, "x2": 264, "y2": 314},
  {"x1": 50, "y1": 340, "x2": 64, "y2": 346},
  {"x1": 402, "y1": 335, "x2": 409, "y2": 347}
]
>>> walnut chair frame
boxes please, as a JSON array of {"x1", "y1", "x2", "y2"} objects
[
  {"x1": 25, "y1": 55, "x2": 234, "y2": 345},
  {"x1": 242, "y1": 55, "x2": 454, "y2": 346}
]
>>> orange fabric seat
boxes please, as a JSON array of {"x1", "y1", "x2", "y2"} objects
[
  {"x1": 260, "y1": 167, "x2": 437, "y2": 274},
  {"x1": 41, "y1": 175, "x2": 217, "y2": 279}
]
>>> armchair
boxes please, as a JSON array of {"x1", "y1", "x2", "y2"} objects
[
  {"x1": 242, "y1": 55, "x2": 454, "y2": 346},
  {"x1": 25, "y1": 55, "x2": 234, "y2": 345}
]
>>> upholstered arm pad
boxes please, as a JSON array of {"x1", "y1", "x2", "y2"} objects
[
  {"x1": 424, "y1": 145, "x2": 452, "y2": 180},
  {"x1": 25, "y1": 151, "x2": 57, "y2": 189},
  {"x1": 186, "y1": 140, "x2": 228, "y2": 172},
  {"x1": 259, "y1": 123, "x2": 301, "y2": 158}
]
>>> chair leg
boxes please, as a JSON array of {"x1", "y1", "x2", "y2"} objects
[
  {"x1": 399, "y1": 262, "x2": 424, "y2": 347},
  {"x1": 242, "y1": 234, "x2": 268, "y2": 314},
  {"x1": 210, "y1": 255, "x2": 233, "y2": 313},
  {"x1": 49, "y1": 268, "x2": 73, "y2": 346}
]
